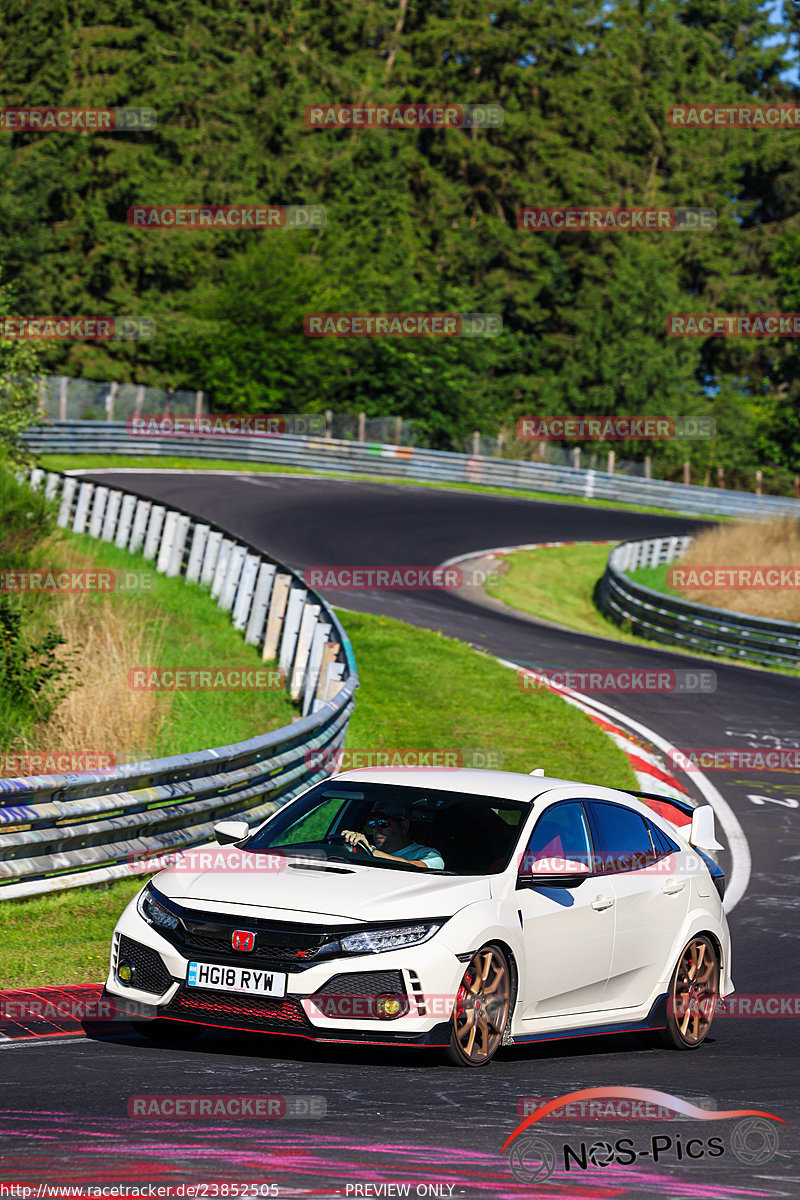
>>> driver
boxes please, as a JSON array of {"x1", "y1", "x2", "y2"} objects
[{"x1": 341, "y1": 799, "x2": 444, "y2": 869}]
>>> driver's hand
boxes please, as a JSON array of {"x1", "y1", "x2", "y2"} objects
[{"x1": 341, "y1": 829, "x2": 369, "y2": 850}]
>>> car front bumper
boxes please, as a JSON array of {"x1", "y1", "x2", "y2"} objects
[{"x1": 104, "y1": 901, "x2": 465, "y2": 1046}]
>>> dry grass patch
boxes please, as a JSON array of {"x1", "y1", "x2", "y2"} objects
[
  {"x1": 6, "y1": 539, "x2": 170, "y2": 770},
  {"x1": 676, "y1": 516, "x2": 800, "y2": 621}
]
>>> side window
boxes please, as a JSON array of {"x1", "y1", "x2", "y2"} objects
[
  {"x1": 521, "y1": 802, "x2": 593, "y2": 874},
  {"x1": 647, "y1": 820, "x2": 680, "y2": 860},
  {"x1": 588, "y1": 801, "x2": 656, "y2": 873}
]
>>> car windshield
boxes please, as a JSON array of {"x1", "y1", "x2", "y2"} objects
[{"x1": 243, "y1": 781, "x2": 529, "y2": 875}]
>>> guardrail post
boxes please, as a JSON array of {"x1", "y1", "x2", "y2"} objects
[
  {"x1": 88, "y1": 487, "x2": 109, "y2": 538},
  {"x1": 220, "y1": 544, "x2": 247, "y2": 610},
  {"x1": 302, "y1": 621, "x2": 332, "y2": 716},
  {"x1": 245, "y1": 562, "x2": 276, "y2": 644},
  {"x1": 167, "y1": 514, "x2": 191, "y2": 577},
  {"x1": 143, "y1": 505, "x2": 166, "y2": 560},
  {"x1": 101, "y1": 490, "x2": 122, "y2": 541},
  {"x1": 210, "y1": 538, "x2": 233, "y2": 599},
  {"x1": 358, "y1": 412, "x2": 365, "y2": 442},
  {"x1": 128, "y1": 499, "x2": 151, "y2": 552},
  {"x1": 263, "y1": 573, "x2": 291, "y2": 660},
  {"x1": 185, "y1": 524, "x2": 209, "y2": 583},
  {"x1": 683, "y1": 460, "x2": 691, "y2": 485},
  {"x1": 232, "y1": 553, "x2": 261, "y2": 631},
  {"x1": 279, "y1": 588, "x2": 307, "y2": 677},
  {"x1": 200, "y1": 530, "x2": 223, "y2": 587},
  {"x1": 755, "y1": 469, "x2": 762, "y2": 496},
  {"x1": 114, "y1": 495, "x2": 136, "y2": 548},
  {"x1": 290, "y1": 603, "x2": 321, "y2": 699},
  {"x1": 72, "y1": 482, "x2": 94, "y2": 533},
  {"x1": 59, "y1": 375, "x2": 68, "y2": 420}
]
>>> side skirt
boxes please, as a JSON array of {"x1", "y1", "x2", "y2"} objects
[{"x1": 509, "y1": 995, "x2": 668, "y2": 1046}]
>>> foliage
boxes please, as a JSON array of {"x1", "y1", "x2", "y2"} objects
[{"x1": 0, "y1": 0, "x2": 799, "y2": 479}]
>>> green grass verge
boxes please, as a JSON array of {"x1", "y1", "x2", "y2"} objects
[
  {"x1": 484, "y1": 544, "x2": 799, "y2": 676},
  {"x1": 0, "y1": 606, "x2": 635, "y2": 989},
  {"x1": 38, "y1": 452, "x2": 731, "y2": 522},
  {"x1": 628, "y1": 563, "x2": 677, "y2": 594}
]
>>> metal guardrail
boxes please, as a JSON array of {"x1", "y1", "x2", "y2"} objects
[
  {"x1": 0, "y1": 469, "x2": 358, "y2": 900},
  {"x1": 22, "y1": 421, "x2": 800, "y2": 520},
  {"x1": 597, "y1": 536, "x2": 800, "y2": 668}
]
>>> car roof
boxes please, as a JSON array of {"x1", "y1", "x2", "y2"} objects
[{"x1": 329, "y1": 767, "x2": 626, "y2": 805}]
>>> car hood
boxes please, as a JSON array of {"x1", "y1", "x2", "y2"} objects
[{"x1": 153, "y1": 852, "x2": 491, "y2": 923}]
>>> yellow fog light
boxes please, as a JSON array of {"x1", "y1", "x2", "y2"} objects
[
  {"x1": 117, "y1": 961, "x2": 134, "y2": 985},
  {"x1": 377, "y1": 995, "x2": 403, "y2": 1019}
]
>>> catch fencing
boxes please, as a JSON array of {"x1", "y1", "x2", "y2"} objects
[
  {"x1": 0, "y1": 469, "x2": 358, "y2": 900},
  {"x1": 597, "y1": 536, "x2": 800, "y2": 668}
]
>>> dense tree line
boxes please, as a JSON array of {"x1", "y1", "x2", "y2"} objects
[{"x1": 1, "y1": 0, "x2": 800, "y2": 485}]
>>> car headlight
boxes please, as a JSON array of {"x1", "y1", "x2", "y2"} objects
[
  {"x1": 340, "y1": 923, "x2": 442, "y2": 954},
  {"x1": 137, "y1": 886, "x2": 179, "y2": 931}
]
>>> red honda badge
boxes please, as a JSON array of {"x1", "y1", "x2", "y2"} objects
[{"x1": 231, "y1": 929, "x2": 255, "y2": 952}]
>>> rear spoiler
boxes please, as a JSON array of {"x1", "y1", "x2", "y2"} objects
[
  {"x1": 623, "y1": 789, "x2": 723, "y2": 851},
  {"x1": 689, "y1": 806, "x2": 723, "y2": 851},
  {"x1": 623, "y1": 789, "x2": 694, "y2": 820}
]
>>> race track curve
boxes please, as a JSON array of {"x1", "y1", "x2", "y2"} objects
[{"x1": 4, "y1": 470, "x2": 798, "y2": 1200}]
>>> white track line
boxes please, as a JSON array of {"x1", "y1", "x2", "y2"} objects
[{"x1": 445, "y1": 543, "x2": 751, "y2": 913}]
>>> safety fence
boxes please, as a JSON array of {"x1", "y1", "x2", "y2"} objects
[
  {"x1": 22, "y1": 420, "x2": 800, "y2": 520},
  {"x1": 0, "y1": 469, "x2": 358, "y2": 900},
  {"x1": 597, "y1": 536, "x2": 800, "y2": 668}
]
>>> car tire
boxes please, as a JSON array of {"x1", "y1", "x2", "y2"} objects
[
  {"x1": 444, "y1": 943, "x2": 511, "y2": 1067},
  {"x1": 130, "y1": 1018, "x2": 203, "y2": 1042},
  {"x1": 654, "y1": 934, "x2": 719, "y2": 1050}
]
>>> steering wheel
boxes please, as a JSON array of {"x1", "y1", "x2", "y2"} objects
[{"x1": 328, "y1": 833, "x2": 372, "y2": 856}]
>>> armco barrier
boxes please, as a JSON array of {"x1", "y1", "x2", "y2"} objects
[
  {"x1": 0, "y1": 469, "x2": 358, "y2": 900},
  {"x1": 597, "y1": 536, "x2": 800, "y2": 668},
  {"x1": 22, "y1": 420, "x2": 800, "y2": 520}
]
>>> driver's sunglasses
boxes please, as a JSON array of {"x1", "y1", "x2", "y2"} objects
[{"x1": 367, "y1": 816, "x2": 396, "y2": 829}]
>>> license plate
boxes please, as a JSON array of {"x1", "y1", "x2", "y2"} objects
[{"x1": 187, "y1": 961, "x2": 287, "y2": 997}]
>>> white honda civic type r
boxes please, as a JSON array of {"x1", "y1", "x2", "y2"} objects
[{"x1": 104, "y1": 768, "x2": 733, "y2": 1066}]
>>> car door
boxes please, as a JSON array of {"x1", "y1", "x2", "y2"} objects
[
  {"x1": 516, "y1": 800, "x2": 617, "y2": 1020},
  {"x1": 586, "y1": 801, "x2": 691, "y2": 1010}
]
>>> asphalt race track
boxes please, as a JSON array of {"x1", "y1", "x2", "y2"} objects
[{"x1": 4, "y1": 470, "x2": 799, "y2": 1199}]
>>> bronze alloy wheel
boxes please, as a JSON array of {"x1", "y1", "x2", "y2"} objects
[
  {"x1": 658, "y1": 934, "x2": 720, "y2": 1050},
  {"x1": 446, "y1": 944, "x2": 511, "y2": 1067}
]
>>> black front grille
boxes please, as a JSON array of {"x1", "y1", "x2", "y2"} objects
[
  {"x1": 314, "y1": 970, "x2": 405, "y2": 998},
  {"x1": 166, "y1": 987, "x2": 308, "y2": 1031},
  {"x1": 118, "y1": 935, "x2": 175, "y2": 996},
  {"x1": 182, "y1": 926, "x2": 327, "y2": 963}
]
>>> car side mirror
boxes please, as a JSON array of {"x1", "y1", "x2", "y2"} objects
[
  {"x1": 517, "y1": 872, "x2": 589, "y2": 889},
  {"x1": 214, "y1": 820, "x2": 250, "y2": 846},
  {"x1": 516, "y1": 856, "x2": 592, "y2": 889}
]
